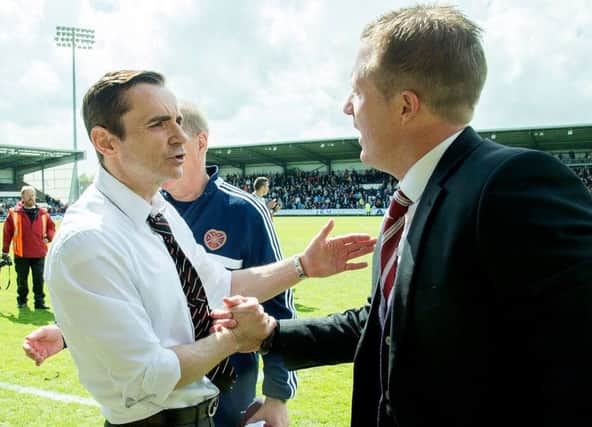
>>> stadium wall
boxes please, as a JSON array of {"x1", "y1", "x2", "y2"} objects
[{"x1": 277, "y1": 208, "x2": 385, "y2": 217}]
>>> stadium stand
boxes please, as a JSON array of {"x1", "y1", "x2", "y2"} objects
[
  {"x1": 226, "y1": 169, "x2": 396, "y2": 210},
  {"x1": 572, "y1": 166, "x2": 592, "y2": 191},
  {"x1": 224, "y1": 152, "x2": 592, "y2": 211},
  {"x1": 0, "y1": 184, "x2": 66, "y2": 221},
  {"x1": 0, "y1": 125, "x2": 590, "y2": 216},
  {"x1": 0, "y1": 144, "x2": 81, "y2": 219}
]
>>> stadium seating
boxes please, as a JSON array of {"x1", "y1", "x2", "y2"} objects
[{"x1": 225, "y1": 154, "x2": 592, "y2": 210}]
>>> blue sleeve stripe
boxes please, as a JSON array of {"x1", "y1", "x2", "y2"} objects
[
  {"x1": 219, "y1": 180, "x2": 299, "y2": 397},
  {"x1": 218, "y1": 181, "x2": 284, "y2": 260},
  {"x1": 284, "y1": 289, "x2": 298, "y2": 395},
  {"x1": 219, "y1": 181, "x2": 297, "y2": 317},
  {"x1": 284, "y1": 287, "x2": 296, "y2": 319},
  {"x1": 288, "y1": 369, "x2": 298, "y2": 397},
  {"x1": 218, "y1": 181, "x2": 297, "y2": 318}
]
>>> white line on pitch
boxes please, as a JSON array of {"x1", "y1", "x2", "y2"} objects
[{"x1": 0, "y1": 381, "x2": 99, "y2": 406}]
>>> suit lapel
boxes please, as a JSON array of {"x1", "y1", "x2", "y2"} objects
[{"x1": 388, "y1": 127, "x2": 483, "y2": 373}]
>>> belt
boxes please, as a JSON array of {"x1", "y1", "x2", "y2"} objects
[{"x1": 105, "y1": 396, "x2": 219, "y2": 427}]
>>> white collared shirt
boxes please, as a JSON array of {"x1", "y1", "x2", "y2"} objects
[
  {"x1": 45, "y1": 166, "x2": 231, "y2": 424},
  {"x1": 381, "y1": 128, "x2": 464, "y2": 317}
]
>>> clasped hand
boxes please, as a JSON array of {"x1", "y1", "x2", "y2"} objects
[{"x1": 211, "y1": 296, "x2": 276, "y2": 353}]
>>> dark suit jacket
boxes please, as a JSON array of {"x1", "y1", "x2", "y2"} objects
[{"x1": 274, "y1": 127, "x2": 592, "y2": 426}]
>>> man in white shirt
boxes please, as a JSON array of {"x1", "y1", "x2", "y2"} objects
[{"x1": 46, "y1": 70, "x2": 375, "y2": 426}]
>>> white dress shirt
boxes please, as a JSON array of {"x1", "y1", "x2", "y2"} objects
[
  {"x1": 381, "y1": 128, "x2": 464, "y2": 318},
  {"x1": 45, "y1": 166, "x2": 231, "y2": 424}
]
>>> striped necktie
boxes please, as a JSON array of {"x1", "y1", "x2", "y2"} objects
[
  {"x1": 380, "y1": 190, "x2": 412, "y2": 301},
  {"x1": 147, "y1": 213, "x2": 236, "y2": 390}
]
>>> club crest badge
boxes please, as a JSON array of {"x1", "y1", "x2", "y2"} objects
[{"x1": 204, "y1": 229, "x2": 227, "y2": 251}]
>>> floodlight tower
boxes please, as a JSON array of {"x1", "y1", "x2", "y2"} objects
[{"x1": 54, "y1": 26, "x2": 95, "y2": 203}]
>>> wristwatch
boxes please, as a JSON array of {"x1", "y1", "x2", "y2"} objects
[
  {"x1": 292, "y1": 255, "x2": 307, "y2": 279},
  {"x1": 259, "y1": 321, "x2": 280, "y2": 356}
]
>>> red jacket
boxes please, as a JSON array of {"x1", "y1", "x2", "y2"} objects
[{"x1": 2, "y1": 202, "x2": 55, "y2": 258}]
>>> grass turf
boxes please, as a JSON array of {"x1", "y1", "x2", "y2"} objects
[{"x1": 0, "y1": 216, "x2": 382, "y2": 426}]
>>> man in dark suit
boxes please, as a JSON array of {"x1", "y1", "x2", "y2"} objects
[{"x1": 218, "y1": 4, "x2": 592, "y2": 427}]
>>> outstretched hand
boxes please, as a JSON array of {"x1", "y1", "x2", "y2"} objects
[
  {"x1": 300, "y1": 219, "x2": 376, "y2": 277},
  {"x1": 23, "y1": 324, "x2": 65, "y2": 366}
]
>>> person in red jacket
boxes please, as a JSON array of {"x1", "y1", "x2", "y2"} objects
[{"x1": 2, "y1": 186, "x2": 55, "y2": 309}]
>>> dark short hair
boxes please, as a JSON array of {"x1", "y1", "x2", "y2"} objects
[
  {"x1": 254, "y1": 177, "x2": 269, "y2": 191},
  {"x1": 82, "y1": 70, "x2": 165, "y2": 162}
]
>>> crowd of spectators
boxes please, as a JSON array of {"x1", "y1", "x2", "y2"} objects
[
  {"x1": 0, "y1": 193, "x2": 65, "y2": 219},
  {"x1": 1, "y1": 152, "x2": 590, "y2": 219},
  {"x1": 44, "y1": 195, "x2": 67, "y2": 215},
  {"x1": 552, "y1": 151, "x2": 592, "y2": 192},
  {"x1": 225, "y1": 155, "x2": 592, "y2": 210},
  {"x1": 225, "y1": 169, "x2": 398, "y2": 210},
  {"x1": 573, "y1": 166, "x2": 592, "y2": 192}
]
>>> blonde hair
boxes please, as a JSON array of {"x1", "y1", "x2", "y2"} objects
[
  {"x1": 20, "y1": 185, "x2": 35, "y2": 196},
  {"x1": 361, "y1": 5, "x2": 487, "y2": 124},
  {"x1": 179, "y1": 101, "x2": 209, "y2": 137}
]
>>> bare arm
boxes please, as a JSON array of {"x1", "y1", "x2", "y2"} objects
[
  {"x1": 172, "y1": 296, "x2": 275, "y2": 389},
  {"x1": 230, "y1": 219, "x2": 376, "y2": 301},
  {"x1": 171, "y1": 328, "x2": 237, "y2": 389}
]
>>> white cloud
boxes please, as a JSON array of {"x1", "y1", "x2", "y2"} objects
[
  {"x1": 0, "y1": 0, "x2": 46, "y2": 44},
  {"x1": 18, "y1": 60, "x2": 61, "y2": 95},
  {"x1": 0, "y1": 0, "x2": 590, "y2": 183},
  {"x1": 259, "y1": 0, "x2": 324, "y2": 47}
]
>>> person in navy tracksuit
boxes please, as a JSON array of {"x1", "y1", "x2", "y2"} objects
[
  {"x1": 160, "y1": 102, "x2": 297, "y2": 427},
  {"x1": 162, "y1": 163, "x2": 297, "y2": 427}
]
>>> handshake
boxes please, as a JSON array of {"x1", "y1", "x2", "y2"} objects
[
  {"x1": 0, "y1": 253, "x2": 12, "y2": 268},
  {"x1": 211, "y1": 295, "x2": 276, "y2": 354}
]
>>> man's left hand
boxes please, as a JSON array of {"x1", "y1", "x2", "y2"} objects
[{"x1": 23, "y1": 324, "x2": 66, "y2": 366}]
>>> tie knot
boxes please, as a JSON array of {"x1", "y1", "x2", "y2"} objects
[
  {"x1": 147, "y1": 213, "x2": 172, "y2": 236},
  {"x1": 388, "y1": 189, "x2": 412, "y2": 217}
]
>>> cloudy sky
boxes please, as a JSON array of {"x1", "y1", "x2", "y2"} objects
[{"x1": 1, "y1": 0, "x2": 590, "y2": 175}]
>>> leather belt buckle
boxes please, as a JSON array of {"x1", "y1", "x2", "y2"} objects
[{"x1": 207, "y1": 396, "x2": 219, "y2": 417}]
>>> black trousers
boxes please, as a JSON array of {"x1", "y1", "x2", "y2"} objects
[
  {"x1": 104, "y1": 417, "x2": 213, "y2": 427},
  {"x1": 104, "y1": 398, "x2": 218, "y2": 427},
  {"x1": 14, "y1": 256, "x2": 45, "y2": 306}
]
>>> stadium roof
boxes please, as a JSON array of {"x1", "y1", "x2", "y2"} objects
[
  {"x1": 0, "y1": 144, "x2": 85, "y2": 175},
  {"x1": 208, "y1": 124, "x2": 592, "y2": 169},
  {"x1": 0, "y1": 124, "x2": 590, "y2": 176}
]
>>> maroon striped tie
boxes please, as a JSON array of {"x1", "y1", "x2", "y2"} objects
[
  {"x1": 380, "y1": 190, "x2": 412, "y2": 301},
  {"x1": 147, "y1": 213, "x2": 236, "y2": 390}
]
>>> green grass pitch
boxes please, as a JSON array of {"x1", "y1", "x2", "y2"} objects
[{"x1": 0, "y1": 216, "x2": 382, "y2": 426}]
